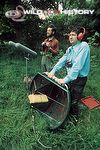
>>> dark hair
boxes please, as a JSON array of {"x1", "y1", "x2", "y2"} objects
[
  {"x1": 48, "y1": 24, "x2": 56, "y2": 34},
  {"x1": 68, "y1": 26, "x2": 80, "y2": 35}
]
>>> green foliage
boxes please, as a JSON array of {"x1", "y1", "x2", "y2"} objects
[
  {"x1": 47, "y1": 14, "x2": 68, "y2": 37},
  {"x1": 84, "y1": 47, "x2": 100, "y2": 99},
  {"x1": 31, "y1": 0, "x2": 56, "y2": 9},
  {"x1": 87, "y1": 32, "x2": 100, "y2": 47},
  {"x1": 19, "y1": 15, "x2": 42, "y2": 49}
]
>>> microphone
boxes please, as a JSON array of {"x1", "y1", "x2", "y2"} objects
[{"x1": 8, "y1": 41, "x2": 37, "y2": 56}]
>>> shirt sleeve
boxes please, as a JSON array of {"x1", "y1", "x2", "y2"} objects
[
  {"x1": 50, "y1": 52, "x2": 68, "y2": 74},
  {"x1": 63, "y1": 45, "x2": 90, "y2": 83}
]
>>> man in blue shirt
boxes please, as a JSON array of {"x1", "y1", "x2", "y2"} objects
[{"x1": 47, "y1": 27, "x2": 90, "y2": 116}]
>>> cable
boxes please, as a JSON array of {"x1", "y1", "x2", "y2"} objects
[{"x1": 32, "y1": 115, "x2": 52, "y2": 150}]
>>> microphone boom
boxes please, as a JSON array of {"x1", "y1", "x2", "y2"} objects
[{"x1": 9, "y1": 41, "x2": 37, "y2": 56}]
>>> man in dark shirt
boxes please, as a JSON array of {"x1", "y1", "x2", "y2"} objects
[{"x1": 41, "y1": 24, "x2": 59, "y2": 72}]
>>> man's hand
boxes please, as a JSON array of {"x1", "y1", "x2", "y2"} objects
[
  {"x1": 46, "y1": 72, "x2": 65, "y2": 85},
  {"x1": 42, "y1": 42, "x2": 50, "y2": 47},
  {"x1": 55, "y1": 78, "x2": 65, "y2": 85},
  {"x1": 47, "y1": 72, "x2": 54, "y2": 78},
  {"x1": 44, "y1": 72, "x2": 54, "y2": 78},
  {"x1": 45, "y1": 42, "x2": 50, "y2": 47},
  {"x1": 41, "y1": 42, "x2": 45, "y2": 46},
  {"x1": 51, "y1": 75, "x2": 65, "y2": 85}
]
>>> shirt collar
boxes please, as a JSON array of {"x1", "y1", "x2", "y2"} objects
[
  {"x1": 47, "y1": 36, "x2": 54, "y2": 41},
  {"x1": 67, "y1": 41, "x2": 81, "y2": 53},
  {"x1": 72, "y1": 41, "x2": 81, "y2": 49}
]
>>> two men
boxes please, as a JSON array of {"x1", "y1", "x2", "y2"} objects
[
  {"x1": 41, "y1": 24, "x2": 59, "y2": 72},
  {"x1": 47, "y1": 27, "x2": 90, "y2": 116}
]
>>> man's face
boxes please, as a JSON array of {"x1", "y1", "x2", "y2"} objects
[
  {"x1": 68, "y1": 31, "x2": 78, "y2": 45},
  {"x1": 47, "y1": 27, "x2": 54, "y2": 37}
]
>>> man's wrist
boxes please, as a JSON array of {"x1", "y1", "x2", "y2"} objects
[{"x1": 63, "y1": 76, "x2": 70, "y2": 84}]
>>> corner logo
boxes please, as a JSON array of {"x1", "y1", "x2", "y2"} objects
[{"x1": 5, "y1": 5, "x2": 26, "y2": 22}]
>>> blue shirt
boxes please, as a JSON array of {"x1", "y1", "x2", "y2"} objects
[{"x1": 50, "y1": 41, "x2": 90, "y2": 83}]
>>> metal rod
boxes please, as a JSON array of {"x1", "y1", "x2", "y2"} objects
[
  {"x1": 36, "y1": 91, "x2": 65, "y2": 107},
  {"x1": 33, "y1": 107, "x2": 61, "y2": 123},
  {"x1": 24, "y1": 55, "x2": 29, "y2": 88}
]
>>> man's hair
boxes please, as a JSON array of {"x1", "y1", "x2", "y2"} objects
[
  {"x1": 68, "y1": 26, "x2": 80, "y2": 35},
  {"x1": 48, "y1": 24, "x2": 56, "y2": 34}
]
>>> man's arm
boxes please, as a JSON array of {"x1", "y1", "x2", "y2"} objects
[
  {"x1": 59, "y1": 44, "x2": 90, "y2": 84},
  {"x1": 47, "y1": 52, "x2": 68, "y2": 78}
]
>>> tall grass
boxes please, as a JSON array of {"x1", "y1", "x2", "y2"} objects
[{"x1": 0, "y1": 47, "x2": 100, "y2": 150}]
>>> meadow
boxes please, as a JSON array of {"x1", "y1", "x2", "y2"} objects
[{"x1": 0, "y1": 46, "x2": 100, "y2": 150}]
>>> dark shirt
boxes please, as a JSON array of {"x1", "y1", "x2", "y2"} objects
[{"x1": 42, "y1": 37, "x2": 59, "y2": 55}]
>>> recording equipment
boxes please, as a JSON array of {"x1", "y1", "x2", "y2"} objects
[
  {"x1": 77, "y1": 27, "x2": 86, "y2": 41},
  {"x1": 8, "y1": 41, "x2": 37, "y2": 56}
]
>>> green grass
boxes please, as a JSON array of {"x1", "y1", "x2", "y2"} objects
[{"x1": 0, "y1": 47, "x2": 100, "y2": 150}]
